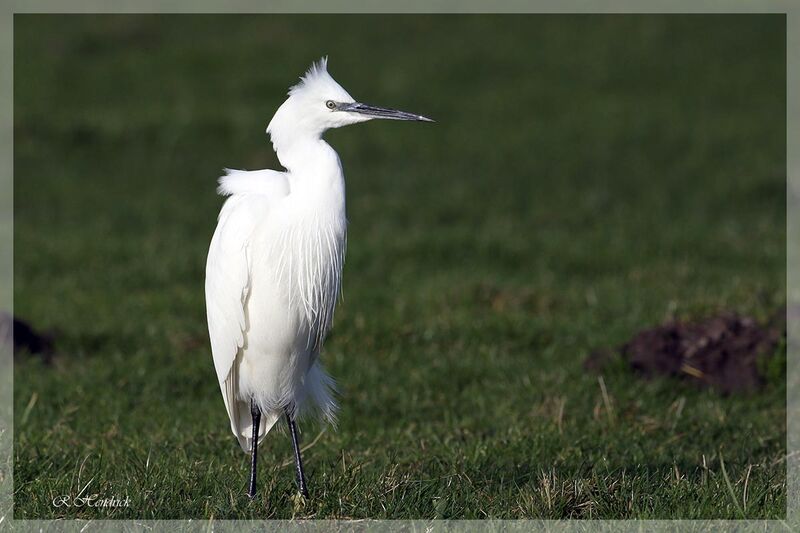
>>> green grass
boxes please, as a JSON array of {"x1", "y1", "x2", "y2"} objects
[{"x1": 12, "y1": 14, "x2": 786, "y2": 519}]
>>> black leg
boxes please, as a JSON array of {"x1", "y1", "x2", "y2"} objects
[
  {"x1": 248, "y1": 398, "x2": 261, "y2": 499},
  {"x1": 286, "y1": 408, "x2": 309, "y2": 498}
]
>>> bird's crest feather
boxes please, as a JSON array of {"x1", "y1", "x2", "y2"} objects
[{"x1": 288, "y1": 56, "x2": 330, "y2": 96}]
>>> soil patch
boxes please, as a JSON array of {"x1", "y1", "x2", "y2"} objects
[{"x1": 585, "y1": 312, "x2": 783, "y2": 394}]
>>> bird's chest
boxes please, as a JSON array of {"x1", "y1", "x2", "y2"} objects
[{"x1": 264, "y1": 204, "x2": 347, "y2": 345}]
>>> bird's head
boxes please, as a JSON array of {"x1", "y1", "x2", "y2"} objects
[{"x1": 267, "y1": 57, "x2": 432, "y2": 150}]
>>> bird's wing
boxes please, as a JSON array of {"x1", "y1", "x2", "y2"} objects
[{"x1": 205, "y1": 168, "x2": 289, "y2": 452}]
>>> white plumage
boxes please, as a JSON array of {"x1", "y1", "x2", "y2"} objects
[
  {"x1": 206, "y1": 140, "x2": 345, "y2": 453},
  {"x1": 205, "y1": 58, "x2": 431, "y2": 482}
]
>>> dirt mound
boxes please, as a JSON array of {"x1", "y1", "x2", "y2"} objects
[{"x1": 585, "y1": 312, "x2": 783, "y2": 394}]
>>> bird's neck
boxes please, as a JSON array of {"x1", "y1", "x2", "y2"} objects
[
  {"x1": 272, "y1": 131, "x2": 324, "y2": 169},
  {"x1": 272, "y1": 135, "x2": 339, "y2": 174},
  {"x1": 275, "y1": 137, "x2": 345, "y2": 198}
]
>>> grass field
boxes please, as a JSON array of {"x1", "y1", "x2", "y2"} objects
[{"x1": 12, "y1": 15, "x2": 787, "y2": 519}]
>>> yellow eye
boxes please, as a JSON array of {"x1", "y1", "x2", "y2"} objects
[{"x1": 325, "y1": 100, "x2": 336, "y2": 110}]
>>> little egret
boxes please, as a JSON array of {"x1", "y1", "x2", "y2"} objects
[{"x1": 205, "y1": 58, "x2": 432, "y2": 500}]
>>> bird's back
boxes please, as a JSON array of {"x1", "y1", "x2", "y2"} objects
[{"x1": 205, "y1": 169, "x2": 289, "y2": 450}]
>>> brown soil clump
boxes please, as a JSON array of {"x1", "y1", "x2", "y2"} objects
[{"x1": 585, "y1": 312, "x2": 783, "y2": 394}]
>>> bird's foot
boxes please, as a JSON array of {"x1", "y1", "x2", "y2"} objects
[{"x1": 291, "y1": 490, "x2": 308, "y2": 515}]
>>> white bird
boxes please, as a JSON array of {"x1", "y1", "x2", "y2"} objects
[{"x1": 205, "y1": 57, "x2": 432, "y2": 499}]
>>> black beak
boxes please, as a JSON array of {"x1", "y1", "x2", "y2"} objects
[{"x1": 340, "y1": 102, "x2": 434, "y2": 122}]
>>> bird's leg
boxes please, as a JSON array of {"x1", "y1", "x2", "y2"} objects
[
  {"x1": 286, "y1": 408, "x2": 309, "y2": 498},
  {"x1": 248, "y1": 398, "x2": 261, "y2": 499}
]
